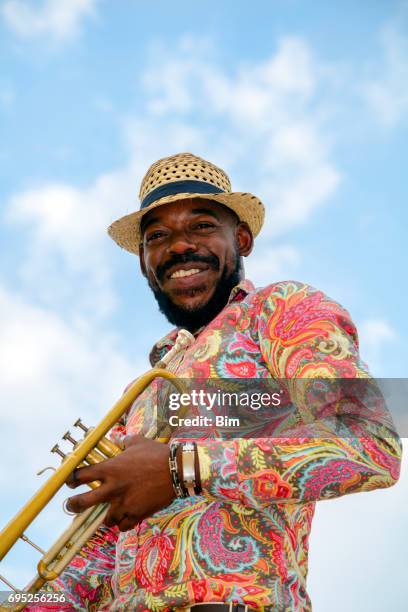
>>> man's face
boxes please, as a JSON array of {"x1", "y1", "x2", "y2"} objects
[{"x1": 139, "y1": 198, "x2": 253, "y2": 330}]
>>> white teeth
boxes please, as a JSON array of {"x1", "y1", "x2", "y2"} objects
[{"x1": 170, "y1": 268, "x2": 201, "y2": 279}]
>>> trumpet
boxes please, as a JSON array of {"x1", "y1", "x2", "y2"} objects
[{"x1": 0, "y1": 330, "x2": 194, "y2": 611}]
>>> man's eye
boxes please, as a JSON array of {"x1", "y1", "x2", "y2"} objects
[
  {"x1": 146, "y1": 231, "x2": 165, "y2": 242},
  {"x1": 194, "y1": 222, "x2": 215, "y2": 230}
]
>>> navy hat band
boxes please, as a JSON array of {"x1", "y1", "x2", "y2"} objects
[{"x1": 141, "y1": 180, "x2": 225, "y2": 209}]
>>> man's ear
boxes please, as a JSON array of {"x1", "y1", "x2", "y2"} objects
[
  {"x1": 236, "y1": 222, "x2": 254, "y2": 257},
  {"x1": 139, "y1": 244, "x2": 147, "y2": 277}
]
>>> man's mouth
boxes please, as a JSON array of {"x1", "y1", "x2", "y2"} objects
[
  {"x1": 156, "y1": 254, "x2": 220, "y2": 283},
  {"x1": 166, "y1": 263, "x2": 211, "y2": 281},
  {"x1": 170, "y1": 268, "x2": 202, "y2": 279}
]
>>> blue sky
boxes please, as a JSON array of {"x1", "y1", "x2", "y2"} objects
[{"x1": 0, "y1": 1, "x2": 407, "y2": 610}]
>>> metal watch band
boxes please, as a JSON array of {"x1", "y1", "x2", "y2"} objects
[
  {"x1": 169, "y1": 442, "x2": 188, "y2": 498},
  {"x1": 181, "y1": 442, "x2": 197, "y2": 497}
]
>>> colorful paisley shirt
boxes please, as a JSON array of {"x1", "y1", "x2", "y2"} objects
[{"x1": 40, "y1": 280, "x2": 402, "y2": 612}]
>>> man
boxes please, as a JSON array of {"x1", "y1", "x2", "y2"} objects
[{"x1": 50, "y1": 152, "x2": 401, "y2": 611}]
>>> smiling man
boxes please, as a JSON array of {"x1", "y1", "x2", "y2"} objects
[
  {"x1": 140, "y1": 198, "x2": 252, "y2": 331},
  {"x1": 45, "y1": 153, "x2": 401, "y2": 612}
]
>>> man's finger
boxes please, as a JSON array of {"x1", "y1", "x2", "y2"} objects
[
  {"x1": 104, "y1": 501, "x2": 127, "y2": 528},
  {"x1": 65, "y1": 463, "x2": 105, "y2": 489},
  {"x1": 65, "y1": 468, "x2": 81, "y2": 489},
  {"x1": 65, "y1": 484, "x2": 112, "y2": 514}
]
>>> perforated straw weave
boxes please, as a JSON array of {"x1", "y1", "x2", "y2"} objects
[
  {"x1": 108, "y1": 152, "x2": 265, "y2": 254},
  {"x1": 139, "y1": 152, "x2": 231, "y2": 201}
]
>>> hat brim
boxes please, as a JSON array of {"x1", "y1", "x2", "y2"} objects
[{"x1": 107, "y1": 191, "x2": 265, "y2": 255}]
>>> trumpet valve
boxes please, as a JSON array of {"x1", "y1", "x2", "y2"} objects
[
  {"x1": 96, "y1": 436, "x2": 121, "y2": 458},
  {"x1": 62, "y1": 431, "x2": 78, "y2": 446},
  {"x1": 85, "y1": 449, "x2": 107, "y2": 464},
  {"x1": 74, "y1": 418, "x2": 89, "y2": 434},
  {"x1": 50, "y1": 444, "x2": 66, "y2": 460}
]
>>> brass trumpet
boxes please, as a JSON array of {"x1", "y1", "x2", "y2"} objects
[{"x1": 0, "y1": 330, "x2": 194, "y2": 611}]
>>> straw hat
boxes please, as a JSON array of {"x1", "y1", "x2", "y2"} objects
[{"x1": 108, "y1": 152, "x2": 265, "y2": 254}]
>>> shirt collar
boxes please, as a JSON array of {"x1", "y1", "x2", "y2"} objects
[
  {"x1": 149, "y1": 279, "x2": 255, "y2": 365},
  {"x1": 228, "y1": 278, "x2": 254, "y2": 303}
]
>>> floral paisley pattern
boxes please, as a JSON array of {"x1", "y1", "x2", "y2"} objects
[
  {"x1": 134, "y1": 532, "x2": 175, "y2": 593},
  {"x1": 40, "y1": 280, "x2": 402, "y2": 611}
]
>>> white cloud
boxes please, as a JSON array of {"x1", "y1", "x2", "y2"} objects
[
  {"x1": 245, "y1": 244, "x2": 300, "y2": 286},
  {"x1": 1, "y1": 0, "x2": 97, "y2": 41},
  {"x1": 359, "y1": 317, "x2": 397, "y2": 348},
  {"x1": 144, "y1": 37, "x2": 316, "y2": 123},
  {"x1": 0, "y1": 282, "x2": 140, "y2": 487},
  {"x1": 5, "y1": 164, "x2": 137, "y2": 317},
  {"x1": 358, "y1": 317, "x2": 398, "y2": 374},
  {"x1": 258, "y1": 159, "x2": 340, "y2": 237},
  {"x1": 141, "y1": 36, "x2": 341, "y2": 238},
  {"x1": 363, "y1": 23, "x2": 408, "y2": 127}
]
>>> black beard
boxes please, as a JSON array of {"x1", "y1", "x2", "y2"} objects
[{"x1": 148, "y1": 252, "x2": 242, "y2": 333}]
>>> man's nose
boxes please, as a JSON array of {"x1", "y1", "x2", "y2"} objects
[{"x1": 167, "y1": 231, "x2": 198, "y2": 255}]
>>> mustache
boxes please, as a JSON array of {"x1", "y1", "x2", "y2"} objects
[{"x1": 156, "y1": 253, "x2": 219, "y2": 282}]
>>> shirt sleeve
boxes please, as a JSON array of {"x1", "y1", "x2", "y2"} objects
[{"x1": 197, "y1": 281, "x2": 402, "y2": 508}]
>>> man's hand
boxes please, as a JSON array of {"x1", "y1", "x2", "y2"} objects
[{"x1": 65, "y1": 435, "x2": 175, "y2": 532}]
